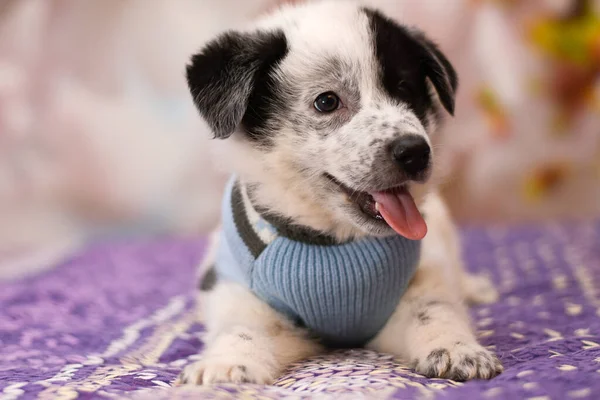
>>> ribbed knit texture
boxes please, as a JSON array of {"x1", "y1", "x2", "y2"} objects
[{"x1": 215, "y1": 177, "x2": 421, "y2": 347}]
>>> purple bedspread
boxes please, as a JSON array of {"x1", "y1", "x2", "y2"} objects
[{"x1": 1, "y1": 222, "x2": 600, "y2": 399}]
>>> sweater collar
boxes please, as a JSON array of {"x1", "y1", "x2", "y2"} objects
[{"x1": 232, "y1": 179, "x2": 347, "y2": 247}]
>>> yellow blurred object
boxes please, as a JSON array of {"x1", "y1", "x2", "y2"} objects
[
  {"x1": 476, "y1": 87, "x2": 511, "y2": 139},
  {"x1": 594, "y1": 97, "x2": 600, "y2": 113},
  {"x1": 527, "y1": 1, "x2": 600, "y2": 130},
  {"x1": 523, "y1": 164, "x2": 570, "y2": 202},
  {"x1": 529, "y1": 2, "x2": 600, "y2": 67}
]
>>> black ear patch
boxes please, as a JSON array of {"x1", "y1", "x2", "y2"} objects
[
  {"x1": 412, "y1": 31, "x2": 458, "y2": 115},
  {"x1": 186, "y1": 30, "x2": 288, "y2": 140},
  {"x1": 363, "y1": 8, "x2": 458, "y2": 118}
]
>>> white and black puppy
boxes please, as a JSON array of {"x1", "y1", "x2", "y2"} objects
[{"x1": 179, "y1": 0, "x2": 503, "y2": 385}]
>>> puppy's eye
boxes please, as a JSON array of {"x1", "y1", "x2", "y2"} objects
[{"x1": 314, "y1": 92, "x2": 341, "y2": 113}]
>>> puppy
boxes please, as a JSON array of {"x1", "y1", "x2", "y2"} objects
[{"x1": 178, "y1": 0, "x2": 503, "y2": 385}]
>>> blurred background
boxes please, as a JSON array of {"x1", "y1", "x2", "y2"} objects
[{"x1": 0, "y1": 0, "x2": 598, "y2": 279}]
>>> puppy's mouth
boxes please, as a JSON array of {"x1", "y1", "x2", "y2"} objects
[{"x1": 325, "y1": 174, "x2": 427, "y2": 240}]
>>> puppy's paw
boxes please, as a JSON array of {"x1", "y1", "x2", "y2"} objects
[
  {"x1": 413, "y1": 342, "x2": 503, "y2": 381},
  {"x1": 177, "y1": 355, "x2": 276, "y2": 385},
  {"x1": 463, "y1": 274, "x2": 499, "y2": 305}
]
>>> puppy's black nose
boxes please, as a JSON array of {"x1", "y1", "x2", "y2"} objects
[{"x1": 391, "y1": 135, "x2": 431, "y2": 178}]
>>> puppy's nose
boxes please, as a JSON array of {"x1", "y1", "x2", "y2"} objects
[{"x1": 391, "y1": 135, "x2": 431, "y2": 178}]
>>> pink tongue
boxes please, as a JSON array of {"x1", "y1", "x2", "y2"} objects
[{"x1": 371, "y1": 189, "x2": 427, "y2": 240}]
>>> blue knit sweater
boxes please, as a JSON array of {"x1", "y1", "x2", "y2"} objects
[{"x1": 212, "y1": 177, "x2": 421, "y2": 347}]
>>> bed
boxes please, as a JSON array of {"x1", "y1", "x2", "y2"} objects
[{"x1": 2, "y1": 222, "x2": 599, "y2": 399}]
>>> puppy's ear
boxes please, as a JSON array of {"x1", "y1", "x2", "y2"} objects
[
  {"x1": 413, "y1": 33, "x2": 458, "y2": 116},
  {"x1": 364, "y1": 8, "x2": 458, "y2": 116},
  {"x1": 186, "y1": 30, "x2": 288, "y2": 139}
]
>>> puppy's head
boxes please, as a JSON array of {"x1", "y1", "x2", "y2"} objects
[{"x1": 187, "y1": 1, "x2": 457, "y2": 241}]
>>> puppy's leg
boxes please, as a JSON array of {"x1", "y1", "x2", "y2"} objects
[
  {"x1": 178, "y1": 282, "x2": 322, "y2": 385},
  {"x1": 423, "y1": 193, "x2": 499, "y2": 305},
  {"x1": 368, "y1": 267, "x2": 502, "y2": 381},
  {"x1": 368, "y1": 193, "x2": 502, "y2": 381}
]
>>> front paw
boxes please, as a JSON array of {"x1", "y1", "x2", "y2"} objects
[
  {"x1": 413, "y1": 342, "x2": 503, "y2": 381},
  {"x1": 176, "y1": 356, "x2": 276, "y2": 385}
]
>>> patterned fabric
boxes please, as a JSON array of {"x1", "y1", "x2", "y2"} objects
[
  {"x1": 1, "y1": 222, "x2": 600, "y2": 399},
  {"x1": 216, "y1": 177, "x2": 421, "y2": 347}
]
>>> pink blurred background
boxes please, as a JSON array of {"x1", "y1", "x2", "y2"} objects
[{"x1": 0, "y1": 0, "x2": 598, "y2": 279}]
